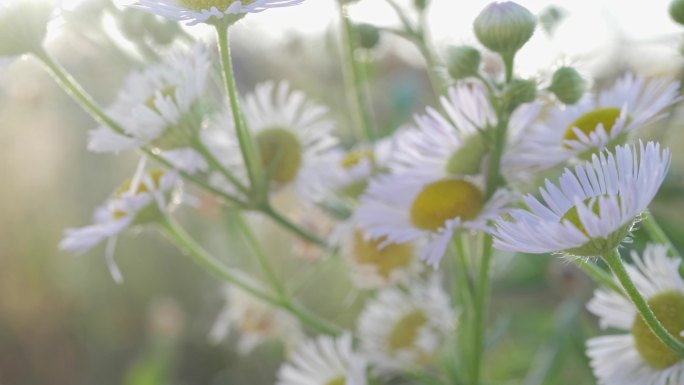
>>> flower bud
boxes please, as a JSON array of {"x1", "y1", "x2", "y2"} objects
[
  {"x1": 670, "y1": 0, "x2": 684, "y2": 26},
  {"x1": 473, "y1": 1, "x2": 536, "y2": 56},
  {"x1": 447, "y1": 46, "x2": 481, "y2": 80},
  {"x1": 0, "y1": 1, "x2": 53, "y2": 58},
  {"x1": 355, "y1": 23, "x2": 381, "y2": 50},
  {"x1": 414, "y1": 0, "x2": 428, "y2": 11},
  {"x1": 548, "y1": 66, "x2": 586, "y2": 105},
  {"x1": 502, "y1": 78, "x2": 537, "y2": 113}
]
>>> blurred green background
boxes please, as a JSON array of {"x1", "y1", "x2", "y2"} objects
[{"x1": 2, "y1": 0, "x2": 684, "y2": 384}]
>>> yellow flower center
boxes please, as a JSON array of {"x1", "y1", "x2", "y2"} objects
[
  {"x1": 562, "y1": 107, "x2": 622, "y2": 146},
  {"x1": 389, "y1": 310, "x2": 428, "y2": 352},
  {"x1": 352, "y1": 230, "x2": 414, "y2": 280},
  {"x1": 145, "y1": 86, "x2": 177, "y2": 114},
  {"x1": 115, "y1": 169, "x2": 165, "y2": 197},
  {"x1": 179, "y1": 0, "x2": 254, "y2": 11},
  {"x1": 560, "y1": 197, "x2": 602, "y2": 236},
  {"x1": 632, "y1": 290, "x2": 684, "y2": 369},
  {"x1": 446, "y1": 133, "x2": 488, "y2": 176},
  {"x1": 324, "y1": 376, "x2": 346, "y2": 385},
  {"x1": 255, "y1": 128, "x2": 302, "y2": 184},
  {"x1": 238, "y1": 308, "x2": 277, "y2": 334},
  {"x1": 341, "y1": 149, "x2": 375, "y2": 169},
  {"x1": 410, "y1": 179, "x2": 484, "y2": 231}
]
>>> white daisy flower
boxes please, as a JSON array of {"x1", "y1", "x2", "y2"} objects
[
  {"x1": 357, "y1": 276, "x2": 456, "y2": 372},
  {"x1": 493, "y1": 141, "x2": 671, "y2": 257},
  {"x1": 134, "y1": 0, "x2": 305, "y2": 26},
  {"x1": 205, "y1": 81, "x2": 338, "y2": 203},
  {"x1": 586, "y1": 244, "x2": 684, "y2": 385},
  {"x1": 209, "y1": 280, "x2": 303, "y2": 354},
  {"x1": 88, "y1": 44, "x2": 210, "y2": 174},
  {"x1": 276, "y1": 333, "x2": 367, "y2": 385},
  {"x1": 515, "y1": 74, "x2": 680, "y2": 171},
  {"x1": 59, "y1": 166, "x2": 180, "y2": 283}
]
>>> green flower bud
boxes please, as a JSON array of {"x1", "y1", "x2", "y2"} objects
[
  {"x1": 670, "y1": 0, "x2": 684, "y2": 26},
  {"x1": 414, "y1": 0, "x2": 428, "y2": 11},
  {"x1": 539, "y1": 5, "x2": 567, "y2": 36},
  {"x1": 447, "y1": 46, "x2": 481, "y2": 80},
  {"x1": 355, "y1": 23, "x2": 381, "y2": 50},
  {"x1": 473, "y1": 1, "x2": 536, "y2": 56},
  {"x1": 502, "y1": 78, "x2": 537, "y2": 113},
  {"x1": 0, "y1": 1, "x2": 53, "y2": 58},
  {"x1": 548, "y1": 66, "x2": 586, "y2": 105}
]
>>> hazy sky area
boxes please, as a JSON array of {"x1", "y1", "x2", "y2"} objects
[{"x1": 235, "y1": 0, "x2": 684, "y2": 76}]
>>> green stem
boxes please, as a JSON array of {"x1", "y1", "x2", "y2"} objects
[
  {"x1": 642, "y1": 210, "x2": 683, "y2": 259},
  {"x1": 337, "y1": 1, "x2": 377, "y2": 141},
  {"x1": 574, "y1": 259, "x2": 624, "y2": 295},
  {"x1": 215, "y1": 25, "x2": 265, "y2": 196},
  {"x1": 162, "y1": 216, "x2": 340, "y2": 336},
  {"x1": 161, "y1": 216, "x2": 278, "y2": 306},
  {"x1": 234, "y1": 214, "x2": 285, "y2": 294},
  {"x1": 193, "y1": 138, "x2": 249, "y2": 195},
  {"x1": 470, "y1": 234, "x2": 494, "y2": 385},
  {"x1": 34, "y1": 49, "x2": 248, "y2": 208},
  {"x1": 261, "y1": 204, "x2": 329, "y2": 248},
  {"x1": 603, "y1": 248, "x2": 684, "y2": 356},
  {"x1": 484, "y1": 113, "x2": 509, "y2": 199},
  {"x1": 451, "y1": 235, "x2": 474, "y2": 377},
  {"x1": 502, "y1": 52, "x2": 515, "y2": 84},
  {"x1": 34, "y1": 49, "x2": 126, "y2": 136}
]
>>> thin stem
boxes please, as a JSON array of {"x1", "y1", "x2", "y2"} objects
[
  {"x1": 34, "y1": 49, "x2": 127, "y2": 136},
  {"x1": 162, "y1": 216, "x2": 340, "y2": 336},
  {"x1": 234, "y1": 214, "x2": 285, "y2": 294},
  {"x1": 470, "y1": 234, "x2": 494, "y2": 385},
  {"x1": 215, "y1": 25, "x2": 265, "y2": 196},
  {"x1": 193, "y1": 138, "x2": 249, "y2": 195},
  {"x1": 337, "y1": 1, "x2": 377, "y2": 141},
  {"x1": 161, "y1": 216, "x2": 278, "y2": 306},
  {"x1": 502, "y1": 52, "x2": 515, "y2": 84},
  {"x1": 603, "y1": 248, "x2": 684, "y2": 356},
  {"x1": 34, "y1": 48, "x2": 248, "y2": 208},
  {"x1": 484, "y1": 113, "x2": 509, "y2": 199},
  {"x1": 385, "y1": 0, "x2": 446, "y2": 97},
  {"x1": 642, "y1": 210, "x2": 683, "y2": 259},
  {"x1": 261, "y1": 204, "x2": 329, "y2": 248},
  {"x1": 451, "y1": 235, "x2": 474, "y2": 377},
  {"x1": 574, "y1": 259, "x2": 624, "y2": 295}
]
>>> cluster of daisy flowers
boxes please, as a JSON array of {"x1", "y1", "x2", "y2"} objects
[{"x1": 9, "y1": 0, "x2": 684, "y2": 383}]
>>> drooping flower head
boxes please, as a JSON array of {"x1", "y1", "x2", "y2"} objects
[
  {"x1": 276, "y1": 333, "x2": 367, "y2": 385},
  {"x1": 586, "y1": 244, "x2": 684, "y2": 385},
  {"x1": 60, "y1": 166, "x2": 180, "y2": 282},
  {"x1": 493, "y1": 142, "x2": 671, "y2": 257},
  {"x1": 357, "y1": 276, "x2": 456, "y2": 371},
  {"x1": 89, "y1": 44, "x2": 210, "y2": 173},
  {"x1": 133, "y1": 0, "x2": 305, "y2": 26}
]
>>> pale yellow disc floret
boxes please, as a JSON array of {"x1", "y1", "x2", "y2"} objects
[
  {"x1": 256, "y1": 127, "x2": 302, "y2": 184},
  {"x1": 563, "y1": 107, "x2": 622, "y2": 145},
  {"x1": 632, "y1": 290, "x2": 684, "y2": 369},
  {"x1": 352, "y1": 230, "x2": 414, "y2": 280},
  {"x1": 410, "y1": 179, "x2": 484, "y2": 231},
  {"x1": 388, "y1": 310, "x2": 428, "y2": 352},
  {"x1": 180, "y1": 0, "x2": 254, "y2": 11}
]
